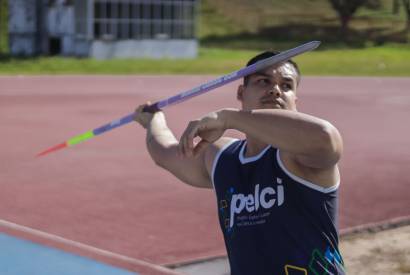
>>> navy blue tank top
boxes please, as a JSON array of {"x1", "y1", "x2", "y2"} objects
[{"x1": 212, "y1": 140, "x2": 345, "y2": 275}]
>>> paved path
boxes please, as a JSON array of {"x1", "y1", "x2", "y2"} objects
[
  {"x1": 0, "y1": 233, "x2": 137, "y2": 275},
  {"x1": 0, "y1": 76, "x2": 409, "y2": 270}
]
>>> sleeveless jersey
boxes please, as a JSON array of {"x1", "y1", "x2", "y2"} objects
[{"x1": 212, "y1": 139, "x2": 345, "y2": 275}]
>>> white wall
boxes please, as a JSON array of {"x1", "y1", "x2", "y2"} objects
[
  {"x1": 90, "y1": 39, "x2": 198, "y2": 59},
  {"x1": 8, "y1": 0, "x2": 37, "y2": 55},
  {"x1": 47, "y1": 2, "x2": 75, "y2": 55}
]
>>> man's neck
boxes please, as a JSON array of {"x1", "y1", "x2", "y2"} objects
[{"x1": 244, "y1": 136, "x2": 269, "y2": 158}]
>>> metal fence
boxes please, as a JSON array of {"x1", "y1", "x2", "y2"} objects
[{"x1": 90, "y1": 0, "x2": 197, "y2": 40}]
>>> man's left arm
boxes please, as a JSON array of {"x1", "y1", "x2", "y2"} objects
[{"x1": 220, "y1": 108, "x2": 343, "y2": 169}]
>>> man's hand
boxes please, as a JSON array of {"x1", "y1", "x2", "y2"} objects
[
  {"x1": 179, "y1": 109, "x2": 232, "y2": 158},
  {"x1": 134, "y1": 102, "x2": 164, "y2": 129}
]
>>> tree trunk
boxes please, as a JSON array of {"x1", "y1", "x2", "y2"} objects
[
  {"x1": 340, "y1": 15, "x2": 351, "y2": 39},
  {"x1": 0, "y1": 0, "x2": 3, "y2": 53},
  {"x1": 406, "y1": 20, "x2": 410, "y2": 42},
  {"x1": 403, "y1": 0, "x2": 410, "y2": 41},
  {"x1": 393, "y1": 0, "x2": 400, "y2": 14}
]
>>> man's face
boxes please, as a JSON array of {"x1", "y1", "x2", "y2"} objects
[{"x1": 237, "y1": 63, "x2": 298, "y2": 111}]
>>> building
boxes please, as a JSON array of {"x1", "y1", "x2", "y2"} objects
[{"x1": 8, "y1": 0, "x2": 199, "y2": 59}]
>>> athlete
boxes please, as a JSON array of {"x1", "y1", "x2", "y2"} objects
[{"x1": 134, "y1": 51, "x2": 345, "y2": 275}]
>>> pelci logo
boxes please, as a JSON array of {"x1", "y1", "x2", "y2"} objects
[{"x1": 220, "y1": 178, "x2": 285, "y2": 229}]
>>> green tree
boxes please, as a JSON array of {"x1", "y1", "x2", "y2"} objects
[
  {"x1": 393, "y1": 0, "x2": 400, "y2": 14},
  {"x1": 0, "y1": 0, "x2": 4, "y2": 53},
  {"x1": 403, "y1": 0, "x2": 410, "y2": 37},
  {"x1": 328, "y1": 0, "x2": 368, "y2": 38},
  {"x1": 0, "y1": 0, "x2": 9, "y2": 53}
]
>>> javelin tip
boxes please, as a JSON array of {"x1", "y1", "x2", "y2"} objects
[
  {"x1": 310, "y1": 40, "x2": 321, "y2": 49},
  {"x1": 36, "y1": 142, "x2": 67, "y2": 158}
]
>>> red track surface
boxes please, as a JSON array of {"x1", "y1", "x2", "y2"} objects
[{"x1": 0, "y1": 76, "x2": 409, "y2": 268}]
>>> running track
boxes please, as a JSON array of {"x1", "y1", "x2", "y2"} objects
[{"x1": 0, "y1": 76, "x2": 409, "y2": 270}]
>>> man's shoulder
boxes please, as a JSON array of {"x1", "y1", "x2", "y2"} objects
[
  {"x1": 204, "y1": 137, "x2": 239, "y2": 175},
  {"x1": 214, "y1": 137, "x2": 239, "y2": 150}
]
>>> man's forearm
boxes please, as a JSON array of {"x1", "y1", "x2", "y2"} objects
[
  {"x1": 143, "y1": 113, "x2": 212, "y2": 188},
  {"x1": 221, "y1": 108, "x2": 340, "y2": 157},
  {"x1": 145, "y1": 114, "x2": 178, "y2": 167}
]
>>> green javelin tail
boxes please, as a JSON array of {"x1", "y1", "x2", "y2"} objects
[
  {"x1": 67, "y1": 131, "x2": 95, "y2": 146},
  {"x1": 36, "y1": 112, "x2": 135, "y2": 157},
  {"x1": 36, "y1": 130, "x2": 95, "y2": 157}
]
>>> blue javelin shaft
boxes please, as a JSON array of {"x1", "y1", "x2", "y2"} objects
[
  {"x1": 37, "y1": 41, "x2": 321, "y2": 156},
  {"x1": 93, "y1": 41, "x2": 321, "y2": 137}
]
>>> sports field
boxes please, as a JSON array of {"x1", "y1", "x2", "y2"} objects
[
  {"x1": 1, "y1": 75, "x2": 409, "y2": 274},
  {"x1": 1, "y1": 0, "x2": 409, "y2": 273}
]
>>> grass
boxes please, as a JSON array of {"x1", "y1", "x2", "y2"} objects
[
  {"x1": 1, "y1": 44, "x2": 409, "y2": 76},
  {"x1": 296, "y1": 44, "x2": 410, "y2": 76},
  {"x1": 0, "y1": 48, "x2": 255, "y2": 75}
]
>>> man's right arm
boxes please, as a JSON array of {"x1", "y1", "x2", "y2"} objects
[{"x1": 135, "y1": 105, "x2": 214, "y2": 189}]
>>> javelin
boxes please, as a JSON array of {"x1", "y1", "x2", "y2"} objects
[{"x1": 36, "y1": 41, "x2": 320, "y2": 157}]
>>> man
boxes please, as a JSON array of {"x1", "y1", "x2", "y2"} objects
[{"x1": 134, "y1": 51, "x2": 345, "y2": 275}]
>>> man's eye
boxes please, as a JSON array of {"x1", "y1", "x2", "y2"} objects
[
  {"x1": 282, "y1": 83, "x2": 292, "y2": 90},
  {"x1": 257, "y1": 79, "x2": 270, "y2": 85}
]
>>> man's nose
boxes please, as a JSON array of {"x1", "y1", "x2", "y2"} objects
[{"x1": 268, "y1": 85, "x2": 281, "y2": 97}]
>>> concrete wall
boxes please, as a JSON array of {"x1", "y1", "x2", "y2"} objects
[
  {"x1": 8, "y1": 0, "x2": 199, "y2": 58},
  {"x1": 47, "y1": 2, "x2": 75, "y2": 55},
  {"x1": 90, "y1": 39, "x2": 198, "y2": 59},
  {"x1": 8, "y1": 0, "x2": 37, "y2": 55}
]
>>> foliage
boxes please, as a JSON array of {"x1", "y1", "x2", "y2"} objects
[
  {"x1": 199, "y1": 0, "x2": 408, "y2": 48},
  {"x1": 402, "y1": 0, "x2": 410, "y2": 36},
  {"x1": 325, "y1": 0, "x2": 369, "y2": 38},
  {"x1": 0, "y1": 0, "x2": 8, "y2": 53}
]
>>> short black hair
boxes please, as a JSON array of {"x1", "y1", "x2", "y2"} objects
[{"x1": 243, "y1": 51, "x2": 301, "y2": 86}]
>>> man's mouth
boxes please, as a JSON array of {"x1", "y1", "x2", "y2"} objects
[{"x1": 260, "y1": 99, "x2": 283, "y2": 108}]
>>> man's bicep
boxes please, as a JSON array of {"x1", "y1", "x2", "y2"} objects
[
  {"x1": 158, "y1": 143, "x2": 213, "y2": 188},
  {"x1": 298, "y1": 139, "x2": 342, "y2": 169},
  {"x1": 155, "y1": 138, "x2": 236, "y2": 189}
]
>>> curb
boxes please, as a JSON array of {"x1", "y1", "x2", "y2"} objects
[
  {"x1": 165, "y1": 254, "x2": 227, "y2": 269},
  {"x1": 340, "y1": 215, "x2": 410, "y2": 238},
  {"x1": 170, "y1": 215, "x2": 410, "y2": 269},
  {"x1": 0, "y1": 219, "x2": 183, "y2": 275}
]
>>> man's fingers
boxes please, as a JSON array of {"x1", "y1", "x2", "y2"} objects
[
  {"x1": 193, "y1": 139, "x2": 210, "y2": 157},
  {"x1": 179, "y1": 127, "x2": 189, "y2": 157},
  {"x1": 187, "y1": 123, "x2": 201, "y2": 156},
  {"x1": 187, "y1": 128, "x2": 197, "y2": 150},
  {"x1": 134, "y1": 102, "x2": 158, "y2": 129},
  {"x1": 183, "y1": 129, "x2": 193, "y2": 157},
  {"x1": 179, "y1": 122, "x2": 199, "y2": 157},
  {"x1": 179, "y1": 135, "x2": 186, "y2": 157},
  {"x1": 134, "y1": 102, "x2": 150, "y2": 119}
]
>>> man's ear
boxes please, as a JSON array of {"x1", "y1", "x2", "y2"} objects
[{"x1": 237, "y1": 85, "x2": 244, "y2": 101}]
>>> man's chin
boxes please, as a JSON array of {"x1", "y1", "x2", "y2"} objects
[{"x1": 259, "y1": 104, "x2": 282, "y2": 109}]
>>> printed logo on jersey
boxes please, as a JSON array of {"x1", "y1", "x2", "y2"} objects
[
  {"x1": 282, "y1": 247, "x2": 344, "y2": 275},
  {"x1": 308, "y1": 246, "x2": 345, "y2": 275},
  {"x1": 219, "y1": 177, "x2": 284, "y2": 232}
]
